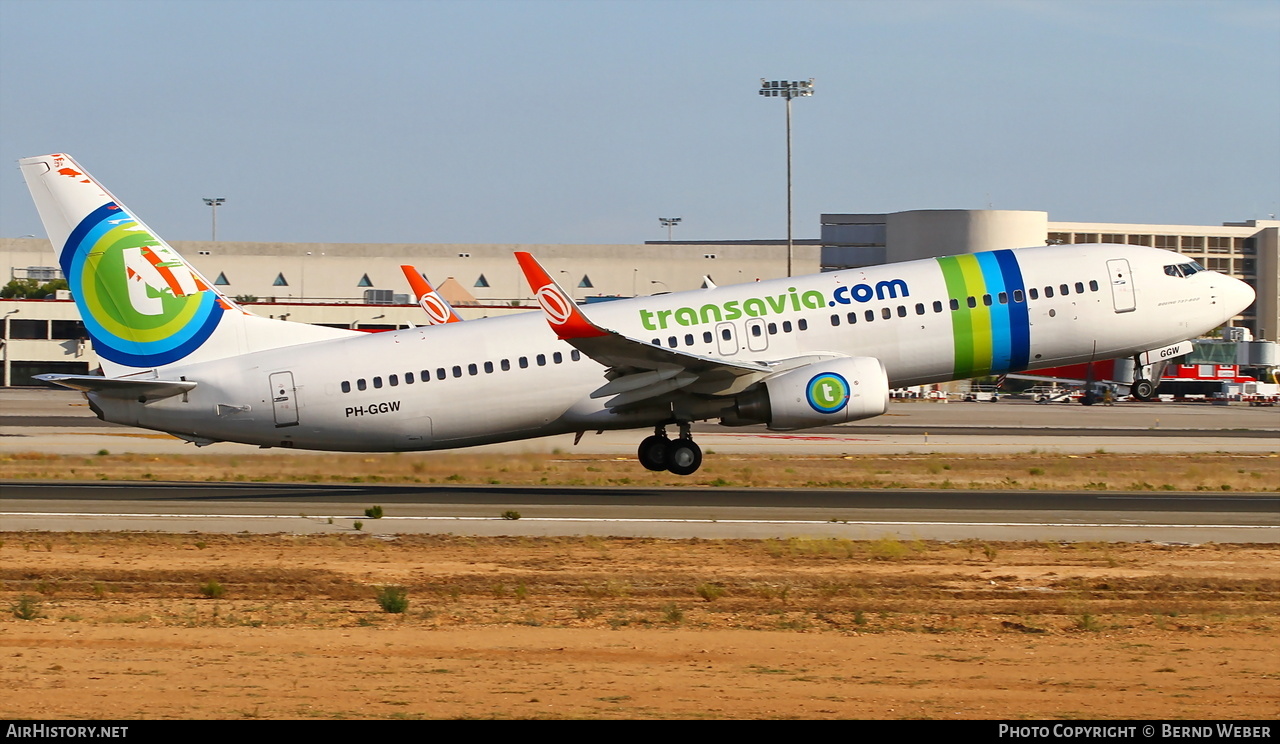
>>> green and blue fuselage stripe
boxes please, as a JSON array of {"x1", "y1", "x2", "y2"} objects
[{"x1": 936, "y1": 250, "x2": 1031, "y2": 379}]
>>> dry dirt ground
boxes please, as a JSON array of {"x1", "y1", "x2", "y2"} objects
[
  {"x1": 1, "y1": 533, "x2": 1277, "y2": 720},
  {"x1": 3, "y1": 450, "x2": 1279, "y2": 491}
]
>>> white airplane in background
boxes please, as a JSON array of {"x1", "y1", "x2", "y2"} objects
[{"x1": 19, "y1": 153, "x2": 1255, "y2": 475}]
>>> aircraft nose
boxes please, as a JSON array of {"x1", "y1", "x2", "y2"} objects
[{"x1": 1220, "y1": 275, "x2": 1256, "y2": 320}]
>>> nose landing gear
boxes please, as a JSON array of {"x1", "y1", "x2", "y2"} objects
[{"x1": 636, "y1": 421, "x2": 703, "y2": 475}]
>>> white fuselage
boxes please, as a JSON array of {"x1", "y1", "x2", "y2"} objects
[{"x1": 92, "y1": 244, "x2": 1249, "y2": 451}]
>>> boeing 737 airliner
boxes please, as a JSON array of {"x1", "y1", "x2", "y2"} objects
[{"x1": 19, "y1": 154, "x2": 1255, "y2": 474}]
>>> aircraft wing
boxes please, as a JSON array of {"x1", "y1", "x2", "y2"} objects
[
  {"x1": 400, "y1": 265, "x2": 463, "y2": 325},
  {"x1": 514, "y1": 252, "x2": 772, "y2": 408}
]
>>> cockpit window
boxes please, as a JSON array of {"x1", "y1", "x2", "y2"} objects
[{"x1": 1163, "y1": 261, "x2": 1206, "y2": 278}]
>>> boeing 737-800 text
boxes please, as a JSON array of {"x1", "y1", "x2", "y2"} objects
[{"x1": 19, "y1": 154, "x2": 1255, "y2": 474}]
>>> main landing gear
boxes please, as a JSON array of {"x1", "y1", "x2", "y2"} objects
[{"x1": 637, "y1": 422, "x2": 703, "y2": 476}]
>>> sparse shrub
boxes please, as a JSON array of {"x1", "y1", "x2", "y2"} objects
[
  {"x1": 376, "y1": 586, "x2": 409, "y2": 613},
  {"x1": 696, "y1": 582, "x2": 725, "y2": 602},
  {"x1": 501, "y1": 510, "x2": 521, "y2": 520},
  {"x1": 199, "y1": 580, "x2": 226, "y2": 599},
  {"x1": 11, "y1": 596, "x2": 42, "y2": 620},
  {"x1": 1076, "y1": 613, "x2": 1103, "y2": 632},
  {"x1": 662, "y1": 603, "x2": 685, "y2": 624},
  {"x1": 354, "y1": 520, "x2": 364, "y2": 531},
  {"x1": 365, "y1": 505, "x2": 384, "y2": 519}
]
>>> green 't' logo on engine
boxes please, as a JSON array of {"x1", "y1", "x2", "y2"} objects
[{"x1": 806, "y1": 373, "x2": 850, "y2": 414}]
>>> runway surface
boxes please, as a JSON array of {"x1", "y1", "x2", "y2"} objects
[
  {"x1": 3, "y1": 389, "x2": 1277, "y2": 541},
  {"x1": 4, "y1": 480, "x2": 1278, "y2": 543}
]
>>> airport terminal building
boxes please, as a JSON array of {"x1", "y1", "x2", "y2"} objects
[{"x1": 2, "y1": 210, "x2": 1276, "y2": 386}]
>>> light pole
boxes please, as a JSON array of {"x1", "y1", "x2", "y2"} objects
[
  {"x1": 759, "y1": 78, "x2": 814, "y2": 277},
  {"x1": 659, "y1": 217, "x2": 682, "y2": 241},
  {"x1": 202, "y1": 197, "x2": 225, "y2": 241}
]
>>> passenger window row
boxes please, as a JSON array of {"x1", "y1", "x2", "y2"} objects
[
  {"x1": 828, "y1": 279, "x2": 1102, "y2": 327},
  {"x1": 651, "y1": 317, "x2": 811, "y2": 348},
  {"x1": 341, "y1": 349, "x2": 582, "y2": 393}
]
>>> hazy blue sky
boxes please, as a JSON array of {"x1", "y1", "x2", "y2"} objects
[{"x1": 2, "y1": 0, "x2": 1277, "y2": 245}]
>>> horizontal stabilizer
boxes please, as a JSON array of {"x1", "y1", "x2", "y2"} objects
[{"x1": 34, "y1": 374, "x2": 196, "y2": 401}]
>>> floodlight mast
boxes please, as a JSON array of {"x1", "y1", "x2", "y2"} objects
[
  {"x1": 659, "y1": 217, "x2": 682, "y2": 241},
  {"x1": 758, "y1": 78, "x2": 814, "y2": 277},
  {"x1": 202, "y1": 197, "x2": 226, "y2": 241}
]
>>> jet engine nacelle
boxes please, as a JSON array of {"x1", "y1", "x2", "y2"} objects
[{"x1": 725, "y1": 356, "x2": 889, "y2": 430}]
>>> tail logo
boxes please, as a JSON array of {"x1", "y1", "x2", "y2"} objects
[
  {"x1": 535, "y1": 285, "x2": 574, "y2": 326},
  {"x1": 63, "y1": 203, "x2": 224, "y2": 367},
  {"x1": 419, "y1": 293, "x2": 453, "y2": 325}
]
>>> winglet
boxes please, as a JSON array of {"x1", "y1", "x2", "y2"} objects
[
  {"x1": 514, "y1": 252, "x2": 609, "y2": 340},
  {"x1": 400, "y1": 265, "x2": 462, "y2": 325}
]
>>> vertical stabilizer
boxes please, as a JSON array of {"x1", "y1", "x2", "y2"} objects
[{"x1": 18, "y1": 154, "x2": 358, "y2": 378}]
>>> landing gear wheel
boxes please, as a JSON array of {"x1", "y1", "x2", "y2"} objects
[
  {"x1": 637, "y1": 435, "x2": 669, "y2": 472},
  {"x1": 665, "y1": 438, "x2": 703, "y2": 476},
  {"x1": 1131, "y1": 378, "x2": 1156, "y2": 401}
]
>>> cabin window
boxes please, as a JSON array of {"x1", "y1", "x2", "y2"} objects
[
  {"x1": 373, "y1": 377, "x2": 383, "y2": 389},
  {"x1": 703, "y1": 331, "x2": 713, "y2": 343},
  {"x1": 668, "y1": 337, "x2": 678, "y2": 348},
  {"x1": 684, "y1": 334, "x2": 694, "y2": 346},
  {"x1": 798, "y1": 318, "x2": 808, "y2": 331},
  {"x1": 406, "y1": 372, "x2": 415, "y2": 384},
  {"x1": 933, "y1": 300, "x2": 944, "y2": 313},
  {"x1": 722, "y1": 328, "x2": 732, "y2": 340},
  {"x1": 341, "y1": 381, "x2": 351, "y2": 393},
  {"x1": 1029, "y1": 288, "x2": 1038, "y2": 300},
  {"x1": 1044, "y1": 286, "x2": 1054, "y2": 298},
  {"x1": 865, "y1": 310, "x2": 875, "y2": 322},
  {"x1": 1089, "y1": 280, "x2": 1099, "y2": 291},
  {"x1": 571, "y1": 350, "x2": 581, "y2": 361},
  {"x1": 357, "y1": 379, "x2": 367, "y2": 391},
  {"x1": 751, "y1": 324, "x2": 762, "y2": 337},
  {"x1": 519, "y1": 357, "x2": 529, "y2": 369},
  {"x1": 1013, "y1": 289, "x2": 1025, "y2": 303},
  {"x1": 467, "y1": 363, "x2": 478, "y2": 376},
  {"x1": 896, "y1": 305, "x2": 907, "y2": 318},
  {"x1": 915, "y1": 303, "x2": 925, "y2": 315},
  {"x1": 484, "y1": 361, "x2": 494, "y2": 373},
  {"x1": 501, "y1": 359, "x2": 511, "y2": 371},
  {"x1": 536, "y1": 354, "x2": 546, "y2": 366},
  {"x1": 452, "y1": 366, "x2": 462, "y2": 378},
  {"x1": 982, "y1": 294, "x2": 992, "y2": 307},
  {"x1": 847, "y1": 312, "x2": 858, "y2": 324},
  {"x1": 767, "y1": 323, "x2": 778, "y2": 334},
  {"x1": 949, "y1": 299, "x2": 960, "y2": 311},
  {"x1": 437, "y1": 368, "x2": 446, "y2": 380},
  {"x1": 388, "y1": 374, "x2": 398, "y2": 387},
  {"x1": 553, "y1": 352, "x2": 563, "y2": 364},
  {"x1": 782, "y1": 321, "x2": 792, "y2": 333},
  {"x1": 1075, "y1": 282, "x2": 1085, "y2": 294},
  {"x1": 998, "y1": 292, "x2": 1008, "y2": 304},
  {"x1": 1060, "y1": 284, "x2": 1069, "y2": 295},
  {"x1": 967, "y1": 296, "x2": 977, "y2": 309}
]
